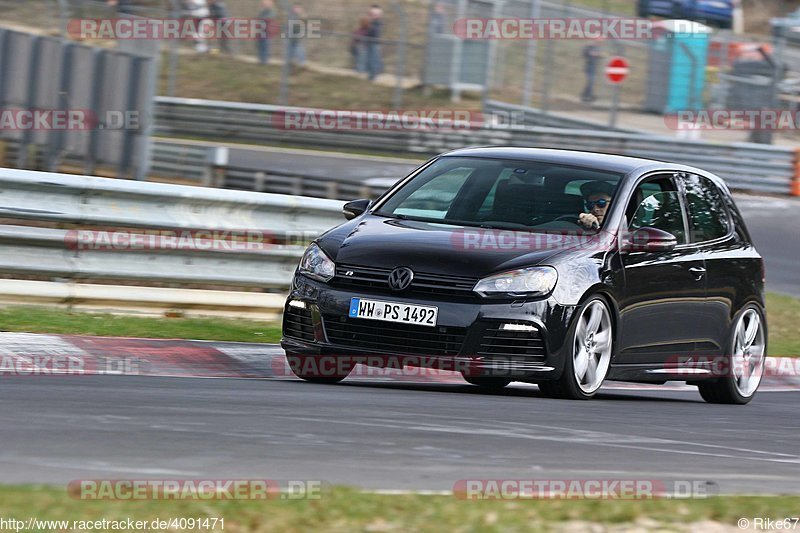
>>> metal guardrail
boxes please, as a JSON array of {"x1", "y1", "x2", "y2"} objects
[
  {"x1": 154, "y1": 97, "x2": 800, "y2": 196},
  {"x1": 0, "y1": 168, "x2": 345, "y2": 291},
  {"x1": 483, "y1": 100, "x2": 638, "y2": 133},
  {"x1": 150, "y1": 141, "x2": 212, "y2": 184},
  {"x1": 221, "y1": 166, "x2": 389, "y2": 201}
]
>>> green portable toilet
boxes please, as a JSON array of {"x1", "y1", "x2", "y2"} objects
[{"x1": 644, "y1": 20, "x2": 712, "y2": 114}]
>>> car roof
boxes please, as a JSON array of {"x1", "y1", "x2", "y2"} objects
[
  {"x1": 439, "y1": 147, "x2": 727, "y2": 189},
  {"x1": 440, "y1": 147, "x2": 666, "y2": 174}
]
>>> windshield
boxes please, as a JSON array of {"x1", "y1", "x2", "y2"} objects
[{"x1": 374, "y1": 156, "x2": 623, "y2": 231}]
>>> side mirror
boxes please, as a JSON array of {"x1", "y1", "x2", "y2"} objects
[
  {"x1": 621, "y1": 227, "x2": 678, "y2": 253},
  {"x1": 343, "y1": 199, "x2": 371, "y2": 220}
]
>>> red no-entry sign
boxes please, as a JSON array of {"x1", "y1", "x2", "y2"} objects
[{"x1": 605, "y1": 57, "x2": 630, "y2": 84}]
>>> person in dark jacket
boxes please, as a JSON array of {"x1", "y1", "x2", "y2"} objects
[
  {"x1": 257, "y1": 0, "x2": 275, "y2": 64},
  {"x1": 366, "y1": 4, "x2": 384, "y2": 81},
  {"x1": 351, "y1": 15, "x2": 370, "y2": 73},
  {"x1": 581, "y1": 37, "x2": 603, "y2": 103},
  {"x1": 287, "y1": 3, "x2": 307, "y2": 67},
  {"x1": 208, "y1": 0, "x2": 231, "y2": 54}
]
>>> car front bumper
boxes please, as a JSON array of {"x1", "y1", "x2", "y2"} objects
[{"x1": 280, "y1": 273, "x2": 577, "y2": 381}]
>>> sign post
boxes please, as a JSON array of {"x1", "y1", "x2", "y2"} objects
[{"x1": 605, "y1": 56, "x2": 629, "y2": 130}]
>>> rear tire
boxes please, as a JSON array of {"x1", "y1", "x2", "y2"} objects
[
  {"x1": 697, "y1": 305, "x2": 766, "y2": 405},
  {"x1": 286, "y1": 354, "x2": 353, "y2": 384}
]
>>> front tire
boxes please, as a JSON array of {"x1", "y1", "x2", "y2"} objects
[
  {"x1": 697, "y1": 305, "x2": 766, "y2": 405},
  {"x1": 462, "y1": 375, "x2": 511, "y2": 389},
  {"x1": 540, "y1": 296, "x2": 614, "y2": 400},
  {"x1": 286, "y1": 354, "x2": 353, "y2": 384}
]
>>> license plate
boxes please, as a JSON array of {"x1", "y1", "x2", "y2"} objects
[{"x1": 349, "y1": 298, "x2": 438, "y2": 327}]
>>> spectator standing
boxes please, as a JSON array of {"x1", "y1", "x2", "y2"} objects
[
  {"x1": 581, "y1": 38, "x2": 602, "y2": 103},
  {"x1": 351, "y1": 16, "x2": 370, "y2": 74},
  {"x1": 429, "y1": 2, "x2": 446, "y2": 35},
  {"x1": 182, "y1": 0, "x2": 211, "y2": 53},
  {"x1": 366, "y1": 4, "x2": 384, "y2": 81},
  {"x1": 287, "y1": 3, "x2": 307, "y2": 67},
  {"x1": 208, "y1": 0, "x2": 231, "y2": 54},
  {"x1": 257, "y1": 0, "x2": 276, "y2": 64}
]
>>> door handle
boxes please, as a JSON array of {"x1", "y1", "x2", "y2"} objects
[{"x1": 688, "y1": 266, "x2": 706, "y2": 280}]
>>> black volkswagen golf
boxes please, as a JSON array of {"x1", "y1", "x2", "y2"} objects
[{"x1": 282, "y1": 148, "x2": 767, "y2": 404}]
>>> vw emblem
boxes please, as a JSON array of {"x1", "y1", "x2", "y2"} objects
[{"x1": 387, "y1": 267, "x2": 414, "y2": 291}]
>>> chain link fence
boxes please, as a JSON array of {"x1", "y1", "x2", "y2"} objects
[{"x1": 1, "y1": 0, "x2": 798, "y2": 143}]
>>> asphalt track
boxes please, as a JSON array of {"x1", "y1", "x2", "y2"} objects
[{"x1": 1, "y1": 353, "x2": 799, "y2": 494}]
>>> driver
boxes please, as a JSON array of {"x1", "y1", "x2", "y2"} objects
[{"x1": 577, "y1": 181, "x2": 614, "y2": 229}]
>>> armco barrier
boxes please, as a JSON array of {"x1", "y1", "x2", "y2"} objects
[
  {"x1": 0, "y1": 168, "x2": 345, "y2": 315},
  {"x1": 482, "y1": 100, "x2": 639, "y2": 133},
  {"x1": 154, "y1": 97, "x2": 798, "y2": 196}
]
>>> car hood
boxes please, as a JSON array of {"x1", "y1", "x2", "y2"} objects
[{"x1": 318, "y1": 215, "x2": 611, "y2": 278}]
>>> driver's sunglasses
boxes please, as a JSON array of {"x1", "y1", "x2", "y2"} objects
[{"x1": 586, "y1": 199, "x2": 610, "y2": 209}]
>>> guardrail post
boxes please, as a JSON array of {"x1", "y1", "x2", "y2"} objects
[
  {"x1": 793, "y1": 148, "x2": 800, "y2": 196},
  {"x1": 254, "y1": 172, "x2": 267, "y2": 192},
  {"x1": 326, "y1": 182, "x2": 339, "y2": 200}
]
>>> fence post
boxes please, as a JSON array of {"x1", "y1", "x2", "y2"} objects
[
  {"x1": 278, "y1": 0, "x2": 292, "y2": 106},
  {"x1": 392, "y1": 2, "x2": 408, "y2": 110},
  {"x1": 522, "y1": 0, "x2": 542, "y2": 108},
  {"x1": 18, "y1": 36, "x2": 42, "y2": 170},
  {"x1": 166, "y1": 0, "x2": 182, "y2": 97},
  {"x1": 793, "y1": 148, "x2": 800, "y2": 196}
]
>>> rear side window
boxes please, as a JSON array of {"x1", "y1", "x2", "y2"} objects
[{"x1": 682, "y1": 175, "x2": 731, "y2": 242}]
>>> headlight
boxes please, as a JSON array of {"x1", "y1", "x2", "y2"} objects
[
  {"x1": 298, "y1": 243, "x2": 335, "y2": 282},
  {"x1": 473, "y1": 266, "x2": 557, "y2": 297}
]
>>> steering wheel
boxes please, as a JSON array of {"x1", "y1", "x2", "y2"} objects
[{"x1": 552, "y1": 214, "x2": 583, "y2": 226}]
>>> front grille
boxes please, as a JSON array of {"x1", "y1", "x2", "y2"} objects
[
  {"x1": 283, "y1": 305, "x2": 315, "y2": 342},
  {"x1": 331, "y1": 264, "x2": 478, "y2": 299},
  {"x1": 477, "y1": 324, "x2": 547, "y2": 363},
  {"x1": 323, "y1": 315, "x2": 466, "y2": 356}
]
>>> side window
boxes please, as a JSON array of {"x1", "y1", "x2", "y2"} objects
[
  {"x1": 682, "y1": 174, "x2": 731, "y2": 242},
  {"x1": 394, "y1": 167, "x2": 472, "y2": 219},
  {"x1": 626, "y1": 177, "x2": 687, "y2": 244}
]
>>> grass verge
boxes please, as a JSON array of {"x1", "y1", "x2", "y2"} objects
[
  {"x1": 160, "y1": 53, "x2": 481, "y2": 111},
  {"x1": 0, "y1": 485, "x2": 798, "y2": 532},
  {"x1": 0, "y1": 292, "x2": 797, "y2": 356},
  {"x1": 766, "y1": 292, "x2": 800, "y2": 357},
  {"x1": 0, "y1": 306, "x2": 281, "y2": 343}
]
